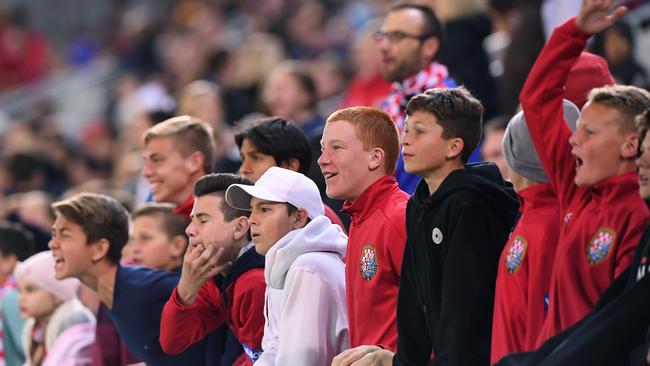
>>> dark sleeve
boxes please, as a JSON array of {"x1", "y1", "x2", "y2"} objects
[
  {"x1": 394, "y1": 202, "x2": 432, "y2": 366},
  {"x1": 432, "y1": 196, "x2": 505, "y2": 366},
  {"x1": 519, "y1": 18, "x2": 590, "y2": 207}
]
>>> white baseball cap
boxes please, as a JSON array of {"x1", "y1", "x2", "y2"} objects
[{"x1": 225, "y1": 167, "x2": 325, "y2": 219}]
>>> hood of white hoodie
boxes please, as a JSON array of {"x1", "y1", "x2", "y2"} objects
[{"x1": 265, "y1": 215, "x2": 347, "y2": 289}]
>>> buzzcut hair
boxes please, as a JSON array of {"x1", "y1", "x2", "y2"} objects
[
  {"x1": 588, "y1": 85, "x2": 650, "y2": 133},
  {"x1": 52, "y1": 193, "x2": 130, "y2": 265},
  {"x1": 143, "y1": 115, "x2": 216, "y2": 174},
  {"x1": 388, "y1": 3, "x2": 444, "y2": 59},
  {"x1": 193, "y1": 173, "x2": 255, "y2": 221},
  {"x1": 326, "y1": 107, "x2": 400, "y2": 174},
  {"x1": 234, "y1": 117, "x2": 312, "y2": 175},
  {"x1": 406, "y1": 86, "x2": 484, "y2": 163},
  {"x1": 131, "y1": 203, "x2": 189, "y2": 241},
  {"x1": 0, "y1": 221, "x2": 35, "y2": 261}
]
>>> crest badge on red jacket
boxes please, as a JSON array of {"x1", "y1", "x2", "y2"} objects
[
  {"x1": 505, "y1": 236, "x2": 527, "y2": 274},
  {"x1": 360, "y1": 244, "x2": 378, "y2": 280},
  {"x1": 586, "y1": 228, "x2": 616, "y2": 265}
]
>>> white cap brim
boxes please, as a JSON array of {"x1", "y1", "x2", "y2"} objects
[{"x1": 225, "y1": 184, "x2": 285, "y2": 211}]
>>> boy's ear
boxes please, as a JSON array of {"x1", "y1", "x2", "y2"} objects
[
  {"x1": 291, "y1": 208, "x2": 309, "y2": 230},
  {"x1": 169, "y1": 235, "x2": 188, "y2": 259},
  {"x1": 279, "y1": 158, "x2": 301, "y2": 173},
  {"x1": 186, "y1": 151, "x2": 205, "y2": 174},
  {"x1": 91, "y1": 238, "x2": 111, "y2": 263},
  {"x1": 621, "y1": 134, "x2": 639, "y2": 159},
  {"x1": 446, "y1": 137, "x2": 464, "y2": 160},
  {"x1": 368, "y1": 147, "x2": 385, "y2": 172},
  {"x1": 232, "y1": 216, "x2": 250, "y2": 241}
]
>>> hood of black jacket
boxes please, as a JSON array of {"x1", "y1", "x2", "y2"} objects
[{"x1": 412, "y1": 162, "x2": 519, "y2": 219}]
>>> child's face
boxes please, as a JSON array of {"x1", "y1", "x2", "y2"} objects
[
  {"x1": 0, "y1": 253, "x2": 17, "y2": 280},
  {"x1": 569, "y1": 103, "x2": 632, "y2": 186},
  {"x1": 238, "y1": 138, "x2": 278, "y2": 182},
  {"x1": 49, "y1": 215, "x2": 95, "y2": 280},
  {"x1": 186, "y1": 195, "x2": 241, "y2": 265},
  {"x1": 142, "y1": 136, "x2": 197, "y2": 205},
  {"x1": 18, "y1": 280, "x2": 60, "y2": 321},
  {"x1": 249, "y1": 198, "x2": 297, "y2": 256},
  {"x1": 131, "y1": 216, "x2": 183, "y2": 271},
  {"x1": 402, "y1": 111, "x2": 455, "y2": 178},
  {"x1": 319, "y1": 120, "x2": 376, "y2": 202},
  {"x1": 637, "y1": 132, "x2": 650, "y2": 200}
]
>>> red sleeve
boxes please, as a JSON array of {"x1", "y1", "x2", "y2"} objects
[
  {"x1": 384, "y1": 204, "x2": 408, "y2": 277},
  {"x1": 615, "y1": 208, "x2": 649, "y2": 277},
  {"x1": 159, "y1": 283, "x2": 228, "y2": 354},
  {"x1": 519, "y1": 18, "x2": 590, "y2": 207},
  {"x1": 230, "y1": 269, "x2": 266, "y2": 355}
]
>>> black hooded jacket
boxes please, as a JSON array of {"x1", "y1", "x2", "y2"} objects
[{"x1": 394, "y1": 163, "x2": 519, "y2": 366}]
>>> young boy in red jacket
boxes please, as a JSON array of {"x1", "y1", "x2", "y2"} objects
[
  {"x1": 491, "y1": 100, "x2": 580, "y2": 363},
  {"x1": 519, "y1": 0, "x2": 650, "y2": 346},
  {"x1": 319, "y1": 107, "x2": 409, "y2": 354},
  {"x1": 159, "y1": 174, "x2": 266, "y2": 365}
]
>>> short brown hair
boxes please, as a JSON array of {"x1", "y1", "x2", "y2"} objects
[
  {"x1": 326, "y1": 107, "x2": 400, "y2": 174},
  {"x1": 143, "y1": 115, "x2": 216, "y2": 174},
  {"x1": 131, "y1": 203, "x2": 189, "y2": 241},
  {"x1": 406, "y1": 86, "x2": 484, "y2": 163},
  {"x1": 588, "y1": 85, "x2": 650, "y2": 133},
  {"x1": 52, "y1": 193, "x2": 129, "y2": 265}
]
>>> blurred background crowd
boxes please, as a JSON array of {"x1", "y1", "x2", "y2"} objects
[{"x1": 0, "y1": 0, "x2": 649, "y2": 249}]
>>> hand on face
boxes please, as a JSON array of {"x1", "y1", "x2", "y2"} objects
[{"x1": 176, "y1": 243, "x2": 232, "y2": 306}]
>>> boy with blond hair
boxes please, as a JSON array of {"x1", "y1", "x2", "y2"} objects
[{"x1": 517, "y1": 0, "x2": 650, "y2": 346}]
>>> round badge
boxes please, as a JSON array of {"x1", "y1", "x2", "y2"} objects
[{"x1": 432, "y1": 228, "x2": 443, "y2": 245}]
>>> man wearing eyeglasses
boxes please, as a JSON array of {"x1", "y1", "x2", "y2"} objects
[{"x1": 377, "y1": 3, "x2": 456, "y2": 195}]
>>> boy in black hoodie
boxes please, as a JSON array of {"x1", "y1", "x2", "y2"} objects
[{"x1": 338, "y1": 87, "x2": 518, "y2": 366}]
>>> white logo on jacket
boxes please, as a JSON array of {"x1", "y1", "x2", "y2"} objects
[{"x1": 432, "y1": 228, "x2": 443, "y2": 245}]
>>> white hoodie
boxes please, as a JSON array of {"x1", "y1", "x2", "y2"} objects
[{"x1": 255, "y1": 215, "x2": 349, "y2": 366}]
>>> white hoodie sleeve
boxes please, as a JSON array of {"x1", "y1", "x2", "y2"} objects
[{"x1": 274, "y1": 267, "x2": 347, "y2": 366}]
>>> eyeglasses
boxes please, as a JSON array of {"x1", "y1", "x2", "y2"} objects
[{"x1": 373, "y1": 30, "x2": 433, "y2": 43}]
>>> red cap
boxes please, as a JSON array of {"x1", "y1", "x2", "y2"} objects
[{"x1": 565, "y1": 52, "x2": 615, "y2": 109}]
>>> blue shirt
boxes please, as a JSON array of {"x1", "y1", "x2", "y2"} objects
[{"x1": 108, "y1": 265, "x2": 216, "y2": 366}]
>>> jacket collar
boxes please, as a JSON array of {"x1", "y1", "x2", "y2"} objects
[{"x1": 343, "y1": 175, "x2": 402, "y2": 223}]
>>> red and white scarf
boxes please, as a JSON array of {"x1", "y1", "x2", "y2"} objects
[{"x1": 382, "y1": 62, "x2": 453, "y2": 131}]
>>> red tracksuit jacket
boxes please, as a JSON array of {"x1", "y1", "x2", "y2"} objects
[
  {"x1": 342, "y1": 175, "x2": 409, "y2": 350},
  {"x1": 519, "y1": 18, "x2": 649, "y2": 347},
  {"x1": 491, "y1": 183, "x2": 560, "y2": 364},
  {"x1": 159, "y1": 262, "x2": 266, "y2": 366}
]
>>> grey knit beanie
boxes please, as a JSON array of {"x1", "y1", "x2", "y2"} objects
[{"x1": 502, "y1": 100, "x2": 580, "y2": 183}]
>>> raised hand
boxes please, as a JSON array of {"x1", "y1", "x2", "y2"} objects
[
  {"x1": 576, "y1": 0, "x2": 627, "y2": 35},
  {"x1": 176, "y1": 243, "x2": 231, "y2": 306}
]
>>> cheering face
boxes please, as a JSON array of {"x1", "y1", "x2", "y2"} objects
[
  {"x1": 569, "y1": 102, "x2": 631, "y2": 187},
  {"x1": 142, "y1": 137, "x2": 197, "y2": 205},
  {"x1": 49, "y1": 215, "x2": 95, "y2": 280},
  {"x1": 319, "y1": 120, "x2": 375, "y2": 202}
]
